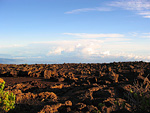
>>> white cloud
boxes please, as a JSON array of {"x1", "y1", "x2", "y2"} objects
[
  {"x1": 143, "y1": 33, "x2": 150, "y2": 35},
  {"x1": 142, "y1": 35, "x2": 150, "y2": 38},
  {"x1": 109, "y1": 0, "x2": 150, "y2": 18},
  {"x1": 13, "y1": 56, "x2": 42, "y2": 59},
  {"x1": 0, "y1": 44, "x2": 24, "y2": 48},
  {"x1": 138, "y1": 11, "x2": 150, "y2": 18},
  {"x1": 65, "y1": 7, "x2": 111, "y2": 14},
  {"x1": 39, "y1": 37, "x2": 149, "y2": 62},
  {"x1": 79, "y1": 42, "x2": 102, "y2": 55},
  {"x1": 126, "y1": 32, "x2": 150, "y2": 39},
  {"x1": 138, "y1": 11, "x2": 150, "y2": 15},
  {"x1": 47, "y1": 47, "x2": 64, "y2": 55},
  {"x1": 129, "y1": 32, "x2": 138, "y2": 37},
  {"x1": 140, "y1": 32, "x2": 150, "y2": 38},
  {"x1": 63, "y1": 33, "x2": 124, "y2": 38},
  {"x1": 115, "y1": 53, "x2": 150, "y2": 61},
  {"x1": 109, "y1": 0, "x2": 150, "y2": 11},
  {"x1": 47, "y1": 46, "x2": 76, "y2": 56},
  {"x1": 102, "y1": 51, "x2": 110, "y2": 56},
  {"x1": 104, "y1": 37, "x2": 130, "y2": 42},
  {"x1": 143, "y1": 15, "x2": 150, "y2": 18},
  {"x1": 45, "y1": 39, "x2": 103, "y2": 56}
]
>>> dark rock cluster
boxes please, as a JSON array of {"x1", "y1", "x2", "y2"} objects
[{"x1": 0, "y1": 61, "x2": 150, "y2": 113}]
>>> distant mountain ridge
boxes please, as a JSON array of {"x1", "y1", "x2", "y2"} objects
[{"x1": 0, "y1": 58, "x2": 20, "y2": 64}]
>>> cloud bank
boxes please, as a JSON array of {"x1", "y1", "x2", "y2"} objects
[
  {"x1": 1, "y1": 32, "x2": 150, "y2": 64},
  {"x1": 30, "y1": 34, "x2": 150, "y2": 63}
]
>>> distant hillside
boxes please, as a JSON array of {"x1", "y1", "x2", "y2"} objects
[{"x1": 0, "y1": 58, "x2": 21, "y2": 64}]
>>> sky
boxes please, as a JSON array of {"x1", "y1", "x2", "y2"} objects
[{"x1": 0, "y1": 0, "x2": 150, "y2": 64}]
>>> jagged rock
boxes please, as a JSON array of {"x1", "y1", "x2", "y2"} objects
[
  {"x1": 88, "y1": 87, "x2": 100, "y2": 92},
  {"x1": 50, "y1": 84, "x2": 63, "y2": 89},
  {"x1": 10, "y1": 70, "x2": 18, "y2": 77},
  {"x1": 38, "y1": 92, "x2": 57, "y2": 101},
  {"x1": 109, "y1": 71, "x2": 119, "y2": 83},
  {"x1": 44, "y1": 70, "x2": 52, "y2": 79},
  {"x1": 38, "y1": 103, "x2": 62, "y2": 113},
  {"x1": 58, "y1": 77, "x2": 65, "y2": 82},
  {"x1": 76, "y1": 103, "x2": 86, "y2": 110},
  {"x1": 86, "y1": 105, "x2": 98, "y2": 112},
  {"x1": 65, "y1": 100, "x2": 72, "y2": 106},
  {"x1": 109, "y1": 67, "x2": 112, "y2": 71}
]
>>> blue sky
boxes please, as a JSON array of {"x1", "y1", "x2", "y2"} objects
[{"x1": 0, "y1": 0, "x2": 150, "y2": 64}]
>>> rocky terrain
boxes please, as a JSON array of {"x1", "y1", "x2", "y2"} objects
[{"x1": 0, "y1": 61, "x2": 150, "y2": 113}]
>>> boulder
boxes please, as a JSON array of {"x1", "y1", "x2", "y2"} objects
[{"x1": 44, "y1": 70, "x2": 52, "y2": 79}]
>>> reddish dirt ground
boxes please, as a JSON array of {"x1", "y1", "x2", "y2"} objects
[{"x1": 1, "y1": 77, "x2": 62, "y2": 87}]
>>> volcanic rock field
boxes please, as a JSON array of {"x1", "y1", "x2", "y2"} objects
[{"x1": 0, "y1": 61, "x2": 150, "y2": 113}]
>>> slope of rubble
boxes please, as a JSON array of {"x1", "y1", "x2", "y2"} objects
[{"x1": 0, "y1": 61, "x2": 150, "y2": 113}]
